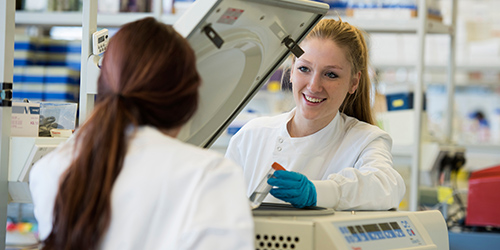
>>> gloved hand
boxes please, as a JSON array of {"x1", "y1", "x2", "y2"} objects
[{"x1": 267, "y1": 170, "x2": 317, "y2": 208}]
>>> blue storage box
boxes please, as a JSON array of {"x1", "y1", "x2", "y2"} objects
[
  {"x1": 14, "y1": 36, "x2": 39, "y2": 66},
  {"x1": 386, "y1": 92, "x2": 413, "y2": 111},
  {"x1": 13, "y1": 66, "x2": 45, "y2": 102},
  {"x1": 385, "y1": 92, "x2": 426, "y2": 111},
  {"x1": 44, "y1": 67, "x2": 80, "y2": 102}
]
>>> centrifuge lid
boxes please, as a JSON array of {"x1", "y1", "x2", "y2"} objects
[{"x1": 174, "y1": 0, "x2": 329, "y2": 148}]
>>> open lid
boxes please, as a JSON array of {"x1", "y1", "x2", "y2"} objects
[{"x1": 174, "y1": 0, "x2": 329, "y2": 147}]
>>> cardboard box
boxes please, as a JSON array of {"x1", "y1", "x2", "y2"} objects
[{"x1": 11, "y1": 102, "x2": 40, "y2": 137}]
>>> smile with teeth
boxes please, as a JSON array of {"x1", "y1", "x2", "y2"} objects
[{"x1": 303, "y1": 94, "x2": 325, "y2": 103}]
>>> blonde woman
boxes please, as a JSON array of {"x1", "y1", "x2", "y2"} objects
[{"x1": 226, "y1": 18, "x2": 405, "y2": 210}]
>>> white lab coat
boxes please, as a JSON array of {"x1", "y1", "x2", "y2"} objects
[
  {"x1": 30, "y1": 126, "x2": 254, "y2": 250},
  {"x1": 225, "y1": 109, "x2": 406, "y2": 211}
]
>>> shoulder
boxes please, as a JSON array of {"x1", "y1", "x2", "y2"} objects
[
  {"x1": 232, "y1": 112, "x2": 289, "y2": 140},
  {"x1": 340, "y1": 113, "x2": 391, "y2": 143},
  {"x1": 30, "y1": 138, "x2": 74, "y2": 184}
]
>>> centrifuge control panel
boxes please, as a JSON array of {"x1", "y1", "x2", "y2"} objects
[{"x1": 334, "y1": 216, "x2": 427, "y2": 249}]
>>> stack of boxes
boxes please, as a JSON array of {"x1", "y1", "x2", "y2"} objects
[{"x1": 13, "y1": 35, "x2": 81, "y2": 103}]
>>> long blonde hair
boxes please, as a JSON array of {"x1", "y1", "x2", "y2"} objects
[{"x1": 300, "y1": 18, "x2": 374, "y2": 125}]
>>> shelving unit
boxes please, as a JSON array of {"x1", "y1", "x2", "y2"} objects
[
  {"x1": 15, "y1": 11, "x2": 181, "y2": 27},
  {"x1": 375, "y1": 63, "x2": 500, "y2": 72},
  {"x1": 342, "y1": 17, "x2": 453, "y2": 34},
  {"x1": 336, "y1": 0, "x2": 458, "y2": 212},
  {"x1": 1, "y1": 1, "x2": 16, "y2": 249}
]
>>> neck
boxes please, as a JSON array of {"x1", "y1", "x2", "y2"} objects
[
  {"x1": 287, "y1": 113, "x2": 335, "y2": 138},
  {"x1": 160, "y1": 127, "x2": 181, "y2": 138}
]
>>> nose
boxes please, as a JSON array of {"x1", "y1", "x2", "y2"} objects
[{"x1": 307, "y1": 72, "x2": 323, "y2": 93}]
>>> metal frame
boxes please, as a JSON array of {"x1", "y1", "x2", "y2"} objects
[
  {"x1": 79, "y1": 0, "x2": 164, "y2": 124},
  {"x1": 0, "y1": 0, "x2": 15, "y2": 248},
  {"x1": 78, "y1": 0, "x2": 98, "y2": 125},
  {"x1": 409, "y1": 0, "x2": 457, "y2": 211}
]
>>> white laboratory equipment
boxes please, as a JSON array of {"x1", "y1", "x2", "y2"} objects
[
  {"x1": 253, "y1": 204, "x2": 449, "y2": 250},
  {"x1": 9, "y1": 137, "x2": 67, "y2": 203},
  {"x1": 173, "y1": 0, "x2": 330, "y2": 147}
]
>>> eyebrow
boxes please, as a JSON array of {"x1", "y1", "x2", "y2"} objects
[
  {"x1": 296, "y1": 58, "x2": 344, "y2": 70},
  {"x1": 325, "y1": 65, "x2": 343, "y2": 70}
]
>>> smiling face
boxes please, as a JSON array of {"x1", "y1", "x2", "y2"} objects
[{"x1": 290, "y1": 37, "x2": 360, "y2": 135}]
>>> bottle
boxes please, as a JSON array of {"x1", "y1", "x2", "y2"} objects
[{"x1": 249, "y1": 162, "x2": 286, "y2": 209}]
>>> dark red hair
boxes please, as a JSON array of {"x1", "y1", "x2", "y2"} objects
[{"x1": 43, "y1": 17, "x2": 200, "y2": 250}]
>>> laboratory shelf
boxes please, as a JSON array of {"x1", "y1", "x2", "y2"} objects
[
  {"x1": 464, "y1": 144, "x2": 500, "y2": 155},
  {"x1": 374, "y1": 63, "x2": 500, "y2": 72},
  {"x1": 17, "y1": 12, "x2": 453, "y2": 33},
  {"x1": 339, "y1": 17, "x2": 453, "y2": 34},
  {"x1": 391, "y1": 144, "x2": 500, "y2": 159},
  {"x1": 15, "y1": 11, "x2": 181, "y2": 27}
]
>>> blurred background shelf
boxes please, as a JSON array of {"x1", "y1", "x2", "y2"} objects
[
  {"x1": 15, "y1": 11, "x2": 181, "y2": 27},
  {"x1": 340, "y1": 17, "x2": 453, "y2": 34}
]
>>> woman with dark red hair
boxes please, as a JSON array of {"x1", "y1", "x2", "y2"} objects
[{"x1": 30, "y1": 17, "x2": 253, "y2": 250}]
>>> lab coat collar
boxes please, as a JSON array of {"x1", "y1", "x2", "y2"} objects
[{"x1": 280, "y1": 109, "x2": 343, "y2": 154}]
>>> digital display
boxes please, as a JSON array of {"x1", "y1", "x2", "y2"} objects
[
  {"x1": 379, "y1": 223, "x2": 392, "y2": 231},
  {"x1": 336, "y1": 217, "x2": 426, "y2": 248},
  {"x1": 98, "y1": 36, "x2": 105, "y2": 43},
  {"x1": 390, "y1": 222, "x2": 401, "y2": 230},
  {"x1": 362, "y1": 224, "x2": 380, "y2": 233}
]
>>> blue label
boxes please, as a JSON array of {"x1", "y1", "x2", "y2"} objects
[
  {"x1": 367, "y1": 231, "x2": 386, "y2": 240},
  {"x1": 357, "y1": 232, "x2": 370, "y2": 241},
  {"x1": 393, "y1": 229, "x2": 405, "y2": 237},
  {"x1": 29, "y1": 106, "x2": 40, "y2": 114},
  {"x1": 382, "y1": 230, "x2": 397, "y2": 238},
  {"x1": 344, "y1": 235, "x2": 355, "y2": 243}
]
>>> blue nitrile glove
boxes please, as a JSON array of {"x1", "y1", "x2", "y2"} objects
[{"x1": 267, "y1": 170, "x2": 317, "y2": 208}]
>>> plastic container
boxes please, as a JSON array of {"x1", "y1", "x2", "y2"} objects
[
  {"x1": 249, "y1": 162, "x2": 286, "y2": 209},
  {"x1": 38, "y1": 102, "x2": 78, "y2": 137}
]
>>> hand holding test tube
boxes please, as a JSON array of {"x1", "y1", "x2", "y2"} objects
[{"x1": 249, "y1": 162, "x2": 285, "y2": 209}]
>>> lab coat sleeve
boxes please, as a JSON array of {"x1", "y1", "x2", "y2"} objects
[
  {"x1": 225, "y1": 132, "x2": 244, "y2": 167},
  {"x1": 313, "y1": 135, "x2": 406, "y2": 211},
  {"x1": 178, "y1": 158, "x2": 254, "y2": 250},
  {"x1": 29, "y1": 154, "x2": 63, "y2": 240}
]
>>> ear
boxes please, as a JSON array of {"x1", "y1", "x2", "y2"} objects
[{"x1": 349, "y1": 71, "x2": 361, "y2": 94}]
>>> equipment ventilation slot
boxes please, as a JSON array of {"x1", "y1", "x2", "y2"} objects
[{"x1": 255, "y1": 234, "x2": 300, "y2": 250}]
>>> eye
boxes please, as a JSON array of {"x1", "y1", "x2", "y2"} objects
[
  {"x1": 298, "y1": 66, "x2": 310, "y2": 73},
  {"x1": 325, "y1": 72, "x2": 338, "y2": 79}
]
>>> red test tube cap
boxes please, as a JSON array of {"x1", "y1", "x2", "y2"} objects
[{"x1": 272, "y1": 162, "x2": 286, "y2": 171}]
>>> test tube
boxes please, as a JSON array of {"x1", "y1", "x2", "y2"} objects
[{"x1": 249, "y1": 162, "x2": 286, "y2": 209}]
